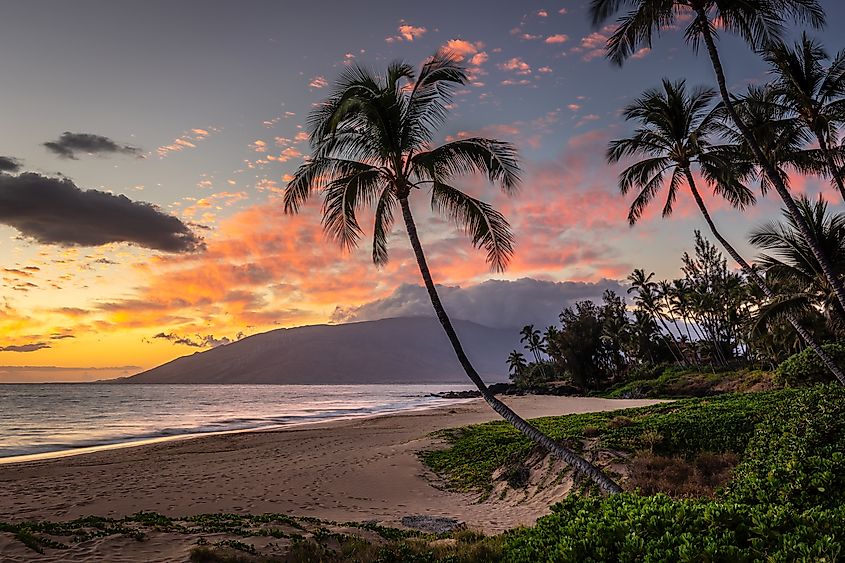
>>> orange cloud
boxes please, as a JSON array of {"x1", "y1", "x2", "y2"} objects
[{"x1": 386, "y1": 22, "x2": 427, "y2": 43}]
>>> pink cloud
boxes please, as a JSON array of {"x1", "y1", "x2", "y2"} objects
[
  {"x1": 570, "y1": 25, "x2": 616, "y2": 62},
  {"x1": 386, "y1": 22, "x2": 427, "y2": 42},
  {"x1": 309, "y1": 76, "x2": 328, "y2": 89},
  {"x1": 157, "y1": 127, "x2": 219, "y2": 158},
  {"x1": 440, "y1": 39, "x2": 484, "y2": 61},
  {"x1": 545, "y1": 34, "x2": 568, "y2": 44},
  {"x1": 499, "y1": 57, "x2": 532, "y2": 75}
]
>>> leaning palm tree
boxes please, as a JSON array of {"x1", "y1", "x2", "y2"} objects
[
  {"x1": 764, "y1": 33, "x2": 845, "y2": 201},
  {"x1": 721, "y1": 85, "x2": 828, "y2": 197},
  {"x1": 610, "y1": 79, "x2": 845, "y2": 384},
  {"x1": 283, "y1": 55, "x2": 622, "y2": 493},
  {"x1": 589, "y1": 0, "x2": 845, "y2": 327}
]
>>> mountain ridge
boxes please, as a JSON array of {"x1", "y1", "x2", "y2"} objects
[{"x1": 122, "y1": 316, "x2": 518, "y2": 384}]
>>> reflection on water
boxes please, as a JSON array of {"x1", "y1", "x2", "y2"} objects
[{"x1": 0, "y1": 383, "x2": 473, "y2": 458}]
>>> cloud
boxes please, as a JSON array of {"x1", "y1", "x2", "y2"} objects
[
  {"x1": 0, "y1": 173, "x2": 204, "y2": 252},
  {"x1": 386, "y1": 23, "x2": 427, "y2": 43},
  {"x1": 309, "y1": 75, "x2": 328, "y2": 88},
  {"x1": 43, "y1": 132, "x2": 141, "y2": 160},
  {"x1": 153, "y1": 332, "x2": 237, "y2": 348},
  {"x1": 631, "y1": 47, "x2": 651, "y2": 60},
  {"x1": 157, "y1": 128, "x2": 217, "y2": 158},
  {"x1": 0, "y1": 156, "x2": 21, "y2": 173},
  {"x1": 0, "y1": 342, "x2": 50, "y2": 352},
  {"x1": 545, "y1": 34, "x2": 568, "y2": 44},
  {"x1": 386, "y1": 21, "x2": 428, "y2": 42},
  {"x1": 440, "y1": 39, "x2": 484, "y2": 61},
  {"x1": 331, "y1": 278, "x2": 626, "y2": 329},
  {"x1": 499, "y1": 57, "x2": 532, "y2": 75},
  {"x1": 571, "y1": 25, "x2": 617, "y2": 61}
]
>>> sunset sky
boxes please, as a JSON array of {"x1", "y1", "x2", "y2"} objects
[{"x1": 2, "y1": 0, "x2": 844, "y2": 382}]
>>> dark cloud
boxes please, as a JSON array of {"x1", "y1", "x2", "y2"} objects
[
  {"x1": 0, "y1": 173, "x2": 204, "y2": 252},
  {"x1": 0, "y1": 156, "x2": 21, "y2": 173},
  {"x1": 50, "y1": 334, "x2": 76, "y2": 340},
  {"x1": 152, "y1": 332, "x2": 241, "y2": 348},
  {"x1": 0, "y1": 342, "x2": 50, "y2": 352},
  {"x1": 331, "y1": 278, "x2": 626, "y2": 329},
  {"x1": 44, "y1": 132, "x2": 141, "y2": 159}
]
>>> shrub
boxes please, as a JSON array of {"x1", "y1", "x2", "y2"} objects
[
  {"x1": 501, "y1": 494, "x2": 845, "y2": 563},
  {"x1": 422, "y1": 391, "x2": 788, "y2": 494},
  {"x1": 776, "y1": 343, "x2": 845, "y2": 387},
  {"x1": 499, "y1": 385, "x2": 845, "y2": 562},
  {"x1": 726, "y1": 385, "x2": 845, "y2": 510}
]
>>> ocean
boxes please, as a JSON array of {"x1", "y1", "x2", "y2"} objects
[{"x1": 0, "y1": 383, "x2": 475, "y2": 461}]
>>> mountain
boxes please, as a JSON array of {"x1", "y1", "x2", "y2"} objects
[{"x1": 122, "y1": 317, "x2": 519, "y2": 384}]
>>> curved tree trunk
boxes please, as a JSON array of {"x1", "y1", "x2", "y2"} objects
[
  {"x1": 816, "y1": 132, "x2": 845, "y2": 203},
  {"x1": 683, "y1": 169, "x2": 845, "y2": 385},
  {"x1": 398, "y1": 196, "x2": 623, "y2": 494},
  {"x1": 695, "y1": 10, "x2": 845, "y2": 318}
]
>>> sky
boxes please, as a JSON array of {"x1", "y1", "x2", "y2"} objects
[{"x1": 1, "y1": 0, "x2": 844, "y2": 382}]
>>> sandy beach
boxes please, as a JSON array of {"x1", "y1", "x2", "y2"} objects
[{"x1": 0, "y1": 395, "x2": 657, "y2": 560}]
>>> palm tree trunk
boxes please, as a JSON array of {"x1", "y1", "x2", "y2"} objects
[
  {"x1": 816, "y1": 132, "x2": 845, "y2": 203},
  {"x1": 695, "y1": 9, "x2": 845, "y2": 318},
  {"x1": 398, "y1": 196, "x2": 623, "y2": 494},
  {"x1": 654, "y1": 312, "x2": 688, "y2": 366},
  {"x1": 683, "y1": 168, "x2": 845, "y2": 385}
]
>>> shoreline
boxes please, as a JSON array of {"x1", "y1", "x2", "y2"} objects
[
  {"x1": 0, "y1": 395, "x2": 660, "y2": 535},
  {"x1": 0, "y1": 397, "x2": 477, "y2": 466}
]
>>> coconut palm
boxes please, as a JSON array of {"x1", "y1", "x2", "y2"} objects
[
  {"x1": 283, "y1": 55, "x2": 622, "y2": 493},
  {"x1": 750, "y1": 196, "x2": 845, "y2": 335},
  {"x1": 627, "y1": 268, "x2": 687, "y2": 365},
  {"x1": 764, "y1": 33, "x2": 845, "y2": 201},
  {"x1": 610, "y1": 79, "x2": 845, "y2": 383},
  {"x1": 520, "y1": 324, "x2": 544, "y2": 364},
  {"x1": 721, "y1": 85, "x2": 828, "y2": 196},
  {"x1": 506, "y1": 350, "x2": 528, "y2": 380},
  {"x1": 589, "y1": 0, "x2": 845, "y2": 329}
]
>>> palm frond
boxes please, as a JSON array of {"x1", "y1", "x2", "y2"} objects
[
  {"x1": 430, "y1": 182, "x2": 514, "y2": 271},
  {"x1": 402, "y1": 53, "x2": 467, "y2": 152},
  {"x1": 284, "y1": 157, "x2": 381, "y2": 214},
  {"x1": 412, "y1": 138, "x2": 521, "y2": 193},
  {"x1": 372, "y1": 188, "x2": 397, "y2": 266},
  {"x1": 320, "y1": 167, "x2": 385, "y2": 250}
]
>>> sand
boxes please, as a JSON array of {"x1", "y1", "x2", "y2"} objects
[{"x1": 0, "y1": 395, "x2": 659, "y2": 561}]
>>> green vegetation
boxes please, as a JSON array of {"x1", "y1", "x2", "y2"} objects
[
  {"x1": 423, "y1": 390, "x2": 789, "y2": 495},
  {"x1": 776, "y1": 343, "x2": 845, "y2": 387},
  {"x1": 498, "y1": 385, "x2": 845, "y2": 562},
  {"x1": 604, "y1": 366, "x2": 775, "y2": 399}
]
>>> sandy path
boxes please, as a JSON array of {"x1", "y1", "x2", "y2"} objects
[{"x1": 0, "y1": 396, "x2": 657, "y2": 534}]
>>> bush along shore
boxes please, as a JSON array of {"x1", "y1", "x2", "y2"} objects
[{"x1": 5, "y1": 384, "x2": 844, "y2": 562}]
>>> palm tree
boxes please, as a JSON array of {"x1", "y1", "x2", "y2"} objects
[
  {"x1": 610, "y1": 79, "x2": 845, "y2": 384},
  {"x1": 750, "y1": 196, "x2": 845, "y2": 335},
  {"x1": 627, "y1": 268, "x2": 687, "y2": 365},
  {"x1": 721, "y1": 85, "x2": 827, "y2": 196},
  {"x1": 589, "y1": 0, "x2": 845, "y2": 330},
  {"x1": 764, "y1": 33, "x2": 845, "y2": 201},
  {"x1": 520, "y1": 324, "x2": 544, "y2": 364},
  {"x1": 506, "y1": 350, "x2": 528, "y2": 380},
  {"x1": 283, "y1": 55, "x2": 622, "y2": 493}
]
